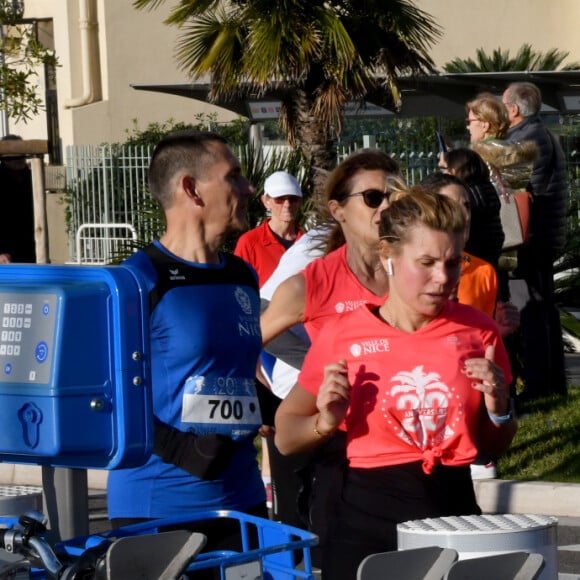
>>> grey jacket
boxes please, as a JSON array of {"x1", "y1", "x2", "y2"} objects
[{"x1": 506, "y1": 116, "x2": 568, "y2": 252}]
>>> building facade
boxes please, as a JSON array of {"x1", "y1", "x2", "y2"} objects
[
  {"x1": 9, "y1": 0, "x2": 235, "y2": 157},
  {"x1": 3, "y1": 0, "x2": 580, "y2": 262}
]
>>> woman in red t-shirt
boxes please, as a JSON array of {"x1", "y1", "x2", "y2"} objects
[
  {"x1": 261, "y1": 149, "x2": 404, "y2": 345},
  {"x1": 275, "y1": 188, "x2": 517, "y2": 580}
]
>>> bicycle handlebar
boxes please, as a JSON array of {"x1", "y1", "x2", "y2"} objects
[{"x1": 0, "y1": 512, "x2": 64, "y2": 578}]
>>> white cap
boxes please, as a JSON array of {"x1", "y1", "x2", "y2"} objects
[{"x1": 264, "y1": 171, "x2": 303, "y2": 198}]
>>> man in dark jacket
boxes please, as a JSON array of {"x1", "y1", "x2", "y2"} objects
[{"x1": 502, "y1": 82, "x2": 568, "y2": 398}]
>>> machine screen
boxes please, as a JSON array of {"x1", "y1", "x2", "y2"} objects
[{"x1": 0, "y1": 292, "x2": 57, "y2": 385}]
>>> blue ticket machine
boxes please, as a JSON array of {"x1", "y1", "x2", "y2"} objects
[{"x1": 0, "y1": 264, "x2": 152, "y2": 469}]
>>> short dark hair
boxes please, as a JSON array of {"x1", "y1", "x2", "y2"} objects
[
  {"x1": 420, "y1": 172, "x2": 469, "y2": 195},
  {"x1": 148, "y1": 130, "x2": 227, "y2": 208},
  {"x1": 443, "y1": 148, "x2": 490, "y2": 182}
]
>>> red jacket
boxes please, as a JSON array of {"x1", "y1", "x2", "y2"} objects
[{"x1": 234, "y1": 220, "x2": 303, "y2": 287}]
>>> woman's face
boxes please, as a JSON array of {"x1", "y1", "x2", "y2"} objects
[
  {"x1": 331, "y1": 169, "x2": 391, "y2": 248},
  {"x1": 466, "y1": 109, "x2": 488, "y2": 143},
  {"x1": 383, "y1": 222, "x2": 463, "y2": 318}
]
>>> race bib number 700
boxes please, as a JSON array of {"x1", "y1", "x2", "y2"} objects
[{"x1": 181, "y1": 375, "x2": 262, "y2": 439}]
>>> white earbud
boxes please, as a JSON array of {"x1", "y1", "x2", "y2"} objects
[{"x1": 386, "y1": 257, "x2": 393, "y2": 276}]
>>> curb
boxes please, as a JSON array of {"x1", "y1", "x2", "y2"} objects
[
  {"x1": 0, "y1": 465, "x2": 108, "y2": 491},
  {"x1": 474, "y1": 479, "x2": 579, "y2": 518},
  {"x1": 1, "y1": 465, "x2": 577, "y2": 518}
]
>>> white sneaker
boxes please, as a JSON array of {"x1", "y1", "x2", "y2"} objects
[{"x1": 470, "y1": 462, "x2": 497, "y2": 480}]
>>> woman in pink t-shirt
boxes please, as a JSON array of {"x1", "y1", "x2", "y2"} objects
[{"x1": 275, "y1": 188, "x2": 517, "y2": 580}]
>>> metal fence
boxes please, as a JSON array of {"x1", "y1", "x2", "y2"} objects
[
  {"x1": 337, "y1": 142, "x2": 440, "y2": 184},
  {"x1": 65, "y1": 144, "x2": 160, "y2": 263},
  {"x1": 64, "y1": 137, "x2": 580, "y2": 263}
]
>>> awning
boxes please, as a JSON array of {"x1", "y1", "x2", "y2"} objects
[{"x1": 131, "y1": 70, "x2": 580, "y2": 120}]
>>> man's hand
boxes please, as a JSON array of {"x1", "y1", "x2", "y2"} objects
[{"x1": 495, "y1": 301, "x2": 520, "y2": 336}]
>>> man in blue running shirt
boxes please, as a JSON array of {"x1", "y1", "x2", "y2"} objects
[{"x1": 107, "y1": 131, "x2": 267, "y2": 565}]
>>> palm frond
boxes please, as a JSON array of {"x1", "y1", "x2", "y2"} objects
[
  {"x1": 132, "y1": 0, "x2": 442, "y2": 183},
  {"x1": 444, "y1": 44, "x2": 580, "y2": 73},
  {"x1": 175, "y1": 10, "x2": 247, "y2": 97},
  {"x1": 242, "y1": 16, "x2": 319, "y2": 84},
  {"x1": 533, "y1": 47, "x2": 571, "y2": 71},
  {"x1": 312, "y1": 80, "x2": 347, "y2": 137},
  {"x1": 316, "y1": 8, "x2": 357, "y2": 68}
]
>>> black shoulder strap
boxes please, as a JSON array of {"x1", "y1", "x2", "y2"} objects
[
  {"x1": 141, "y1": 243, "x2": 258, "y2": 312},
  {"x1": 141, "y1": 243, "x2": 176, "y2": 312},
  {"x1": 141, "y1": 243, "x2": 262, "y2": 476}
]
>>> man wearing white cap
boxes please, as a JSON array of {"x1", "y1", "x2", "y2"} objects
[{"x1": 235, "y1": 170, "x2": 303, "y2": 287}]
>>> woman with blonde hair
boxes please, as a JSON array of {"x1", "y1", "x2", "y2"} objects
[
  {"x1": 275, "y1": 188, "x2": 516, "y2": 579},
  {"x1": 466, "y1": 92, "x2": 510, "y2": 143},
  {"x1": 465, "y1": 92, "x2": 537, "y2": 191}
]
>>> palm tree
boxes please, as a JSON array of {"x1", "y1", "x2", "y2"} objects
[
  {"x1": 444, "y1": 44, "x2": 580, "y2": 73},
  {"x1": 133, "y1": 0, "x2": 440, "y2": 195}
]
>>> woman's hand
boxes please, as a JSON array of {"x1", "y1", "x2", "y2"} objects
[
  {"x1": 315, "y1": 359, "x2": 351, "y2": 435},
  {"x1": 463, "y1": 344, "x2": 510, "y2": 418}
]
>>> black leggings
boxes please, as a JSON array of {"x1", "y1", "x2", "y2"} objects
[{"x1": 322, "y1": 463, "x2": 480, "y2": 580}]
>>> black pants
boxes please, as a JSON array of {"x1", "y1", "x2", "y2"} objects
[
  {"x1": 267, "y1": 435, "x2": 311, "y2": 528},
  {"x1": 322, "y1": 463, "x2": 480, "y2": 580},
  {"x1": 268, "y1": 430, "x2": 348, "y2": 569},
  {"x1": 516, "y1": 244, "x2": 567, "y2": 397}
]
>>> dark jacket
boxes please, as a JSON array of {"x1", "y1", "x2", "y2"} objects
[
  {"x1": 464, "y1": 177, "x2": 504, "y2": 269},
  {"x1": 0, "y1": 161, "x2": 36, "y2": 263},
  {"x1": 506, "y1": 116, "x2": 568, "y2": 252}
]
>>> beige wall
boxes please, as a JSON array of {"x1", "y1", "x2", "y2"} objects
[
  {"x1": 14, "y1": 0, "x2": 235, "y2": 149},
  {"x1": 10, "y1": 1, "x2": 580, "y2": 148},
  {"x1": 13, "y1": 0, "x2": 238, "y2": 262},
  {"x1": 417, "y1": 0, "x2": 580, "y2": 69},
  {"x1": 8, "y1": 0, "x2": 580, "y2": 262}
]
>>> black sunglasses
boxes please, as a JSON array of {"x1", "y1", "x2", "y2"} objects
[{"x1": 346, "y1": 189, "x2": 390, "y2": 209}]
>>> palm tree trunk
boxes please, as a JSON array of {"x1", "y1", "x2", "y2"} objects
[{"x1": 292, "y1": 91, "x2": 338, "y2": 203}]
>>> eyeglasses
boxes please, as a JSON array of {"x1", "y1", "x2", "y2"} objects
[
  {"x1": 270, "y1": 195, "x2": 301, "y2": 204},
  {"x1": 466, "y1": 117, "x2": 480, "y2": 125},
  {"x1": 346, "y1": 189, "x2": 390, "y2": 208}
]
